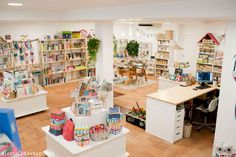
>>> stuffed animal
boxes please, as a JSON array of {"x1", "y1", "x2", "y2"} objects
[{"x1": 63, "y1": 119, "x2": 75, "y2": 141}]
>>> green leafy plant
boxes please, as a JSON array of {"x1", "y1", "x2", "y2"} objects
[
  {"x1": 113, "y1": 36, "x2": 118, "y2": 56},
  {"x1": 87, "y1": 38, "x2": 101, "y2": 62},
  {"x1": 126, "y1": 40, "x2": 139, "y2": 57}
]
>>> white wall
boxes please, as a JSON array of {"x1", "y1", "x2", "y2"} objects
[
  {"x1": 113, "y1": 22, "x2": 177, "y2": 56},
  {"x1": 213, "y1": 21, "x2": 236, "y2": 155},
  {"x1": 178, "y1": 21, "x2": 227, "y2": 75},
  {"x1": 0, "y1": 21, "x2": 94, "y2": 40}
]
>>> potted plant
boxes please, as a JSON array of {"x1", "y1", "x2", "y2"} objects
[
  {"x1": 87, "y1": 38, "x2": 101, "y2": 63},
  {"x1": 126, "y1": 102, "x2": 146, "y2": 129},
  {"x1": 126, "y1": 40, "x2": 139, "y2": 57}
]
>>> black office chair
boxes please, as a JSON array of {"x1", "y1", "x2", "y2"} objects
[{"x1": 192, "y1": 97, "x2": 219, "y2": 131}]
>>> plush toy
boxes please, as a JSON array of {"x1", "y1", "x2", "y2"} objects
[{"x1": 63, "y1": 119, "x2": 75, "y2": 141}]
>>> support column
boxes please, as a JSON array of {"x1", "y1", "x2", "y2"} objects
[{"x1": 95, "y1": 21, "x2": 113, "y2": 108}]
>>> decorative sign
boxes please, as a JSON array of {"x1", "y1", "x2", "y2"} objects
[{"x1": 233, "y1": 55, "x2": 236, "y2": 81}]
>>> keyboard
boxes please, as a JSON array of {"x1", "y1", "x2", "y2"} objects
[{"x1": 195, "y1": 85, "x2": 210, "y2": 89}]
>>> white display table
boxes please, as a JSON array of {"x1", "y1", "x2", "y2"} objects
[
  {"x1": 43, "y1": 106, "x2": 129, "y2": 157},
  {"x1": 0, "y1": 90, "x2": 48, "y2": 118},
  {"x1": 42, "y1": 126, "x2": 129, "y2": 157},
  {"x1": 62, "y1": 107, "x2": 108, "y2": 127}
]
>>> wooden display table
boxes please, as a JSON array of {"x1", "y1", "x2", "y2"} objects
[{"x1": 0, "y1": 90, "x2": 48, "y2": 118}]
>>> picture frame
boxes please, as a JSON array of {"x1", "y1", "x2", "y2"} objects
[{"x1": 74, "y1": 101, "x2": 91, "y2": 116}]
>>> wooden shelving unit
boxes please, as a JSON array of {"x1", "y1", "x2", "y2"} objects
[
  {"x1": 39, "y1": 38, "x2": 95, "y2": 87},
  {"x1": 0, "y1": 42, "x2": 14, "y2": 72},
  {"x1": 196, "y1": 33, "x2": 223, "y2": 77},
  {"x1": 155, "y1": 39, "x2": 171, "y2": 76}
]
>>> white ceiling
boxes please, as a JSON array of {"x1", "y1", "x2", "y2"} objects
[
  {"x1": 0, "y1": 0, "x2": 182, "y2": 12},
  {"x1": 0, "y1": 0, "x2": 235, "y2": 21}
]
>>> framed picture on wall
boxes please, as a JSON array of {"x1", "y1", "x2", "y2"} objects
[{"x1": 5, "y1": 35, "x2": 11, "y2": 41}]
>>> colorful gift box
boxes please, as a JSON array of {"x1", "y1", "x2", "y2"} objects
[
  {"x1": 74, "y1": 125, "x2": 90, "y2": 147},
  {"x1": 50, "y1": 110, "x2": 65, "y2": 120},
  {"x1": 89, "y1": 124, "x2": 110, "y2": 142},
  {"x1": 106, "y1": 107, "x2": 124, "y2": 135},
  {"x1": 49, "y1": 110, "x2": 65, "y2": 136}
]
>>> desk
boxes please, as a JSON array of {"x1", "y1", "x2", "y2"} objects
[
  {"x1": 146, "y1": 85, "x2": 218, "y2": 143},
  {"x1": 158, "y1": 77, "x2": 182, "y2": 91}
]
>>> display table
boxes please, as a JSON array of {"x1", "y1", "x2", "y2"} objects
[
  {"x1": 62, "y1": 107, "x2": 108, "y2": 127},
  {"x1": 42, "y1": 126, "x2": 129, "y2": 157},
  {"x1": 0, "y1": 90, "x2": 48, "y2": 118}
]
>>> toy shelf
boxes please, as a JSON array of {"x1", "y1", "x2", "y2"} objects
[
  {"x1": 196, "y1": 33, "x2": 223, "y2": 78},
  {"x1": 39, "y1": 38, "x2": 95, "y2": 87}
]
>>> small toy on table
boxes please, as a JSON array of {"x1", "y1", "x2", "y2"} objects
[
  {"x1": 49, "y1": 110, "x2": 65, "y2": 136},
  {"x1": 89, "y1": 124, "x2": 110, "y2": 142},
  {"x1": 106, "y1": 107, "x2": 124, "y2": 135},
  {"x1": 74, "y1": 125, "x2": 90, "y2": 147}
]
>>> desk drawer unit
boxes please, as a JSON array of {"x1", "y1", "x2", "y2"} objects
[{"x1": 174, "y1": 108, "x2": 185, "y2": 142}]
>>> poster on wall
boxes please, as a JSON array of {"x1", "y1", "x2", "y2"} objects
[{"x1": 233, "y1": 55, "x2": 236, "y2": 81}]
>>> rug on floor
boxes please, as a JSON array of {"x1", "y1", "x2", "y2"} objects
[
  {"x1": 114, "y1": 104, "x2": 130, "y2": 113},
  {"x1": 114, "y1": 80, "x2": 157, "y2": 91}
]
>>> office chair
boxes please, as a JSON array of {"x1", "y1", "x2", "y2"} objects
[{"x1": 192, "y1": 97, "x2": 219, "y2": 131}]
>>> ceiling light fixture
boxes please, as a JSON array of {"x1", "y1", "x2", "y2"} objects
[{"x1": 8, "y1": 3, "x2": 23, "y2": 6}]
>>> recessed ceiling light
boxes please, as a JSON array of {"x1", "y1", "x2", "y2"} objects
[
  {"x1": 165, "y1": 22, "x2": 171, "y2": 25},
  {"x1": 8, "y1": 3, "x2": 23, "y2": 6}
]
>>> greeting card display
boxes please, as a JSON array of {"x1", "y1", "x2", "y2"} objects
[
  {"x1": 89, "y1": 124, "x2": 110, "y2": 142},
  {"x1": 74, "y1": 125, "x2": 90, "y2": 147},
  {"x1": 71, "y1": 102, "x2": 91, "y2": 117},
  {"x1": 106, "y1": 107, "x2": 124, "y2": 135}
]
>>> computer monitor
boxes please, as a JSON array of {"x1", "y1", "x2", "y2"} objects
[{"x1": 196, "y1": 72, "x2": 213, "y2": 83}]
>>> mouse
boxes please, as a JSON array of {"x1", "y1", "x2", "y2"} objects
[{"x1": 193, "y1": 88, "x2": 198, "y2": 91}]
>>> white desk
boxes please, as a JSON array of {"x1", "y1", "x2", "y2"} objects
[
  {"x1": 158, "y1": 77, "x2": 182, "y2": 91},
  {"x1": 0, "y1": 90, "x2": 48, "y2": 118},
  {"x1": 146, "y1": 85, "x2": 218, "y2": 143}
]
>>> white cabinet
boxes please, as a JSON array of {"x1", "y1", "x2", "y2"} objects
[{"x1": 146, "y1": 97, "x2": 185, "y2": 143}]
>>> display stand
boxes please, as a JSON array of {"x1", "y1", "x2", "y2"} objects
[
  {"x1": 62, "y1": 107, "x2": 108, "y2": 127},
  {"x1": 42, "y1": 106, "x2": 129, "y2": 157},
  {"x1": 42, "y1": 126, "x2": 129, "y2": 157},
  {"x1": 0, "y1": 90, "x2": 48, "y2": 118}
]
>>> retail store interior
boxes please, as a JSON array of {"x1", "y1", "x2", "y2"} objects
[{"x1": 0, "y1": 0, "x2": 236, "y2": 157}]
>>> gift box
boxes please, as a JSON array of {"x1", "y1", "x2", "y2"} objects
[
  {"x1": 106, "y1": 107, "x2": 124, "y2": 135},
  {"x1": 74, "y1": 125, "x2": 90, "y2": 147},
  {"x1": 50, "y1": 110, "x2": 65, "y2": 120},
  {"x1": 49, "y1": 110, "x2": 65, "y2": 136},
  {"x1": 89, "y1": 124, "x2": 110, "y2": 142},
  {"x1": 62, "y1": 31, "x2": 72, "y2": 39},
  {"x1": 72, "y1": 31, "x2": 80, "y2": 39}
]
